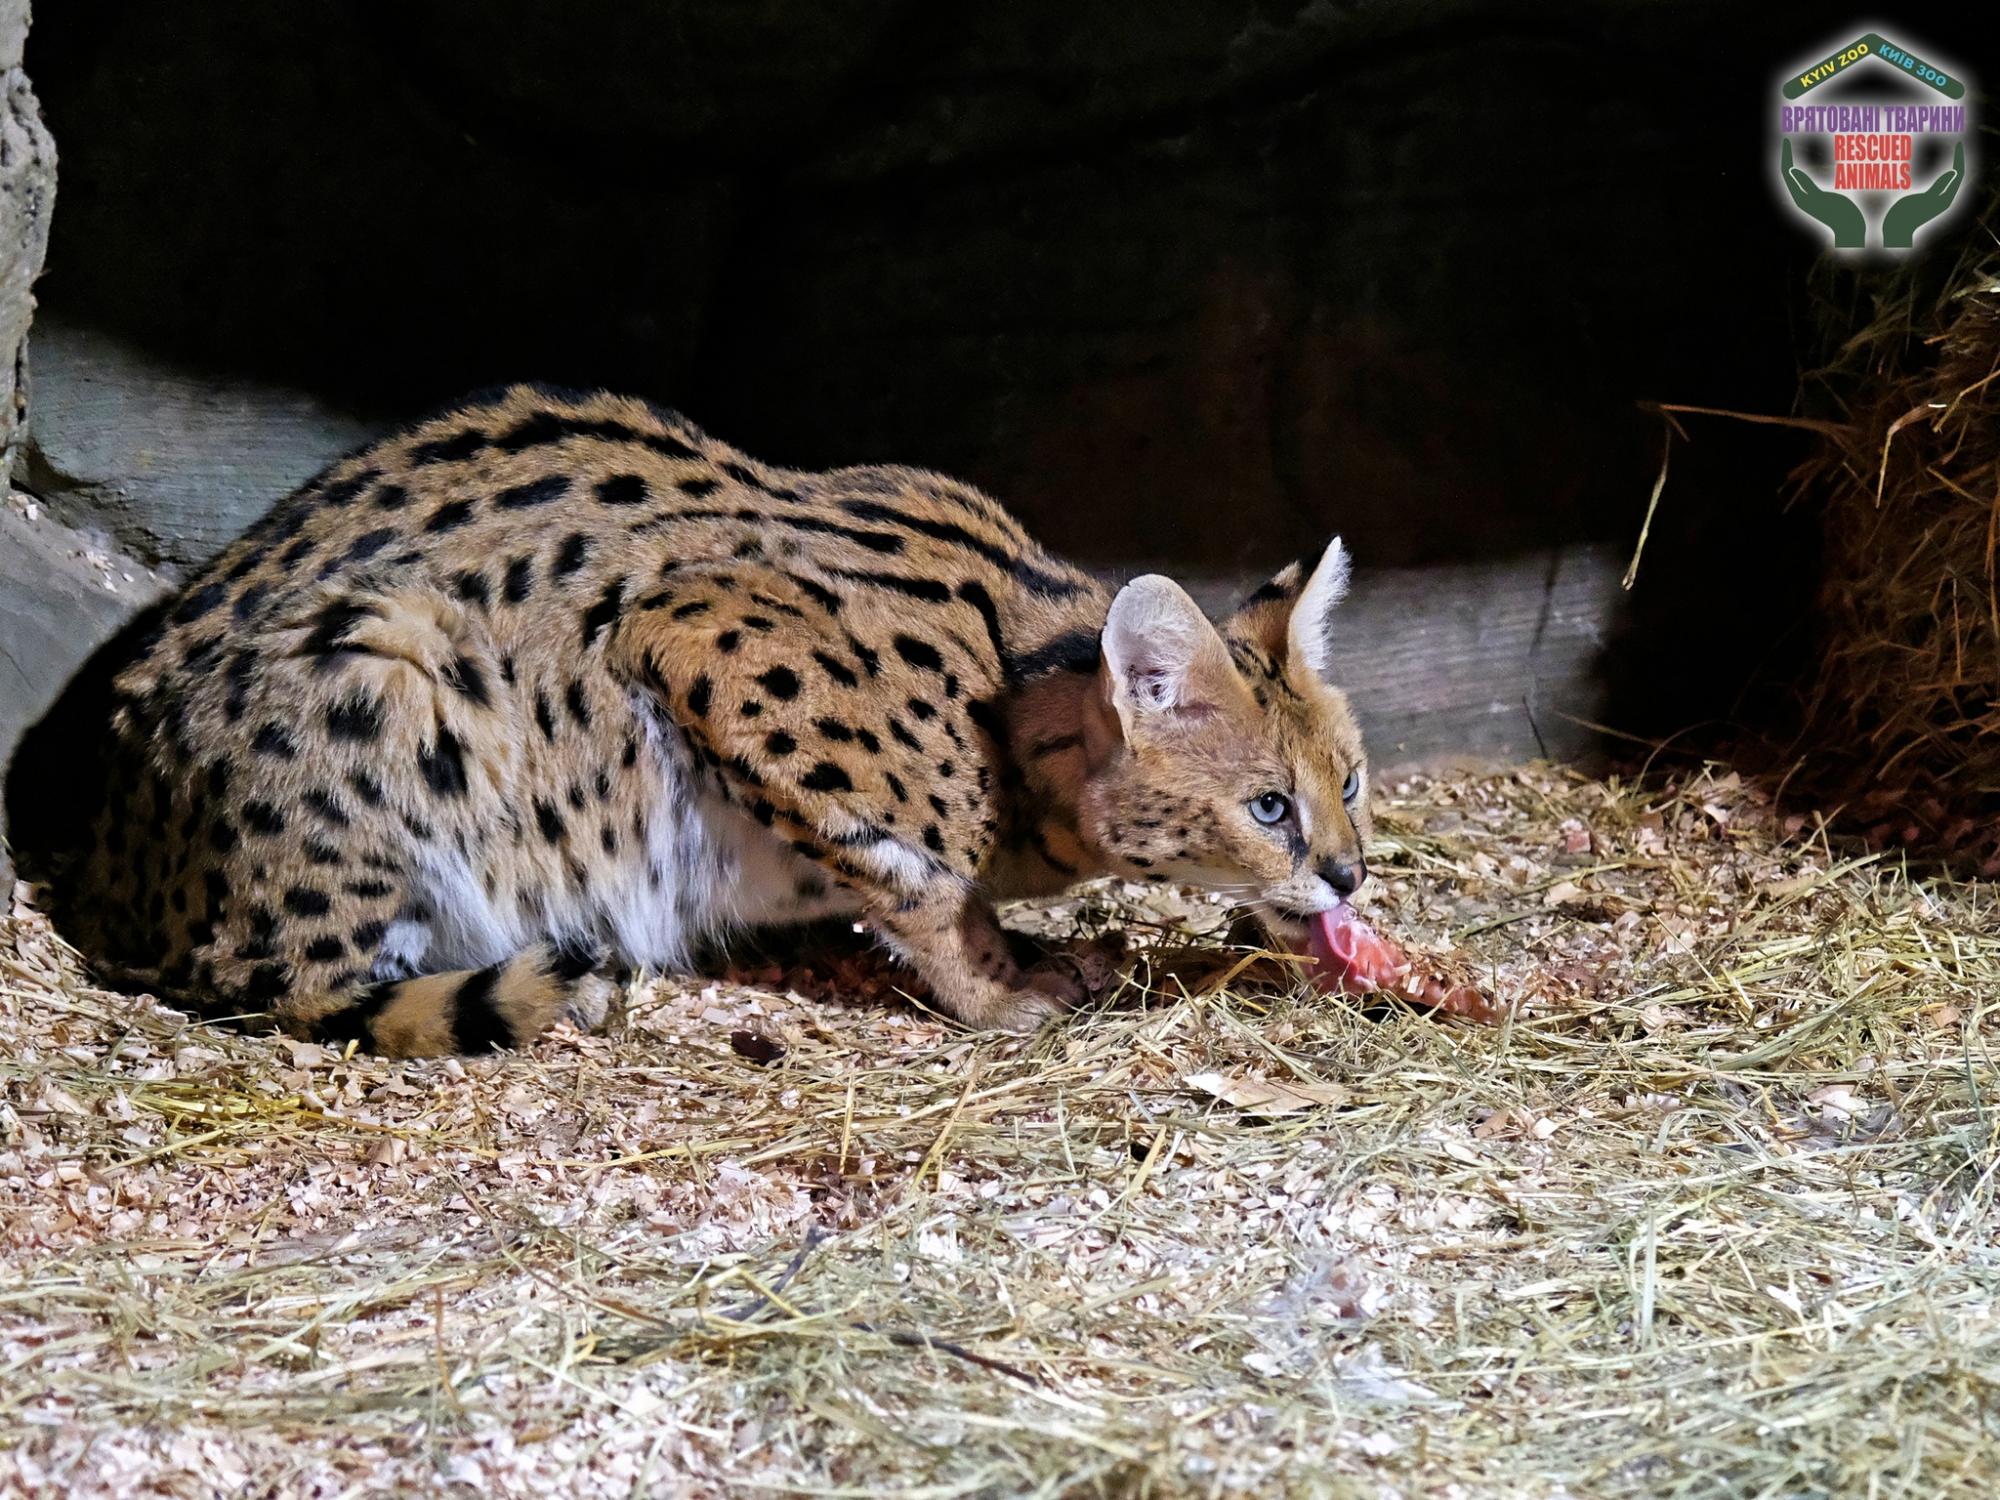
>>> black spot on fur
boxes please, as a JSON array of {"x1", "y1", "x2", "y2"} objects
[
  {"x1": 893, "y1": 635, "x2": 945, "y2": 673},
  {"x1": 303, "y1": 935, "x2": 345, "y2": 963},
  {"x1": 336, "y1": 780, "x2": 378, "y2": 816},
  {"x1": 181, "y1": 634, "x2": 224, "y2": 672},
  {"x1": 789, "y1": 574, "x2": 844, "y2": 614},
  {"x1": 233, "y1": 583, "x2": 270, "y2": 622},
  {"x1": 679, "y1": 476, "x2": 720, "y2": 498},
  {"x1": 443, "y1": 655, "x2": 490, "y2": 707},
  {"x1": 302, "y1": 788, "x2": 351, "y2": 827},
  {"x1": 171, "y1": 581, "x2": 229, "y2": 626},
  {"x1": 245, "y1": 962, "x2": 291, "y2": 1003},
  {"x1": 251, "y1": 723, "x2": 297, "y2": 759},
  {"x1": 757, "y1": 666, "x2": 801, "y2": 700},
  {"x1": 596, "y1": 473, "x2": 648, "y2": 506},
  {"x1": 1011, "y1": 629, "x2": 1101, "y2": 683},
  {"x1": 564, "y1": 679, "x2": 592, "y2": 727},
  {"x1": 800, "y1": 761, "x2": 853, "y2": 793},
  {"x1": 809, "y1": 650, "x2": 859, "y2": 689},
  {"x1": 425, "y1": 498, "x2": 476, "y2": 533},
  {"x1": 829, "y1": 568, "x2": 950, "y2": 603},
  {"x1": 326, "y1": 694, "x2": 383, "y2": 741},
  {"x1": 419, "y1": 728, "x2": 470, "y2": 796},
  {"x1": 284, "y1": 886, "x2": 332, "y2": 917},
  {"x1": 686, "y1": 675, "x2": 713, "y2": 719},
  {"x1": 302, "y1": 598, "x2": 379, "y2": 662},
  {"x1": 452, "y1": 570, "x2": 491, "y2": 608},
  {"x1": 534, "y1": 690, "x2": 557, "y2": 741},
  {"x1": 533, "y1": 798, "x2": 566, "y2": 843},
  {"x1": 340, "y1": 527, "x2": 398, "y2": 567},
  {"x1": 554, "y1": 533, "x2": 590, "y2": 576},
  {"x1": 496, "y1": 474, "x2": 570, "y2": 510},
  {"x1": 503, "y1": 555, "x2": 535, "y2": 603},
  {"x1": 582, "y1": 579, "x2": 625, "y2": 645},
  {"x1": 242, "y1": 801, "x2": 286, "y2": 835},
  {"x1": 765, "y1": 730, "x2": 797, "y2": 756},
  {"x1": 318, "y1": 468, "x2": 381, "y2": 506},
  {"x1": 412, "y1": 429, "x2": 490, "y2": 465}
]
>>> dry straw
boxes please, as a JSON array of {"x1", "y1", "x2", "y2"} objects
[
  {"x1": 1788, "y1": 199, "x2": 2000, "y2": 869},
  {"x1": 2, "y1": 763, "x2": 1994, "y2": 1496}
]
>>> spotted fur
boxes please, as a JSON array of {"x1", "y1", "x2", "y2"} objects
[{"x1": 35, "y1": 385, "x2": 1370, "y2": 1054}]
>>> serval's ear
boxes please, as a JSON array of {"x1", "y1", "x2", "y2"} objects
[
  {"x1": 1286, "y1": 537, "x2": 1351, "y2": 679},
  {"x1": 1099, "y1": 574, "x2": 1240, "y2": 732},
  {"x1": 1224, "y1": 537, "x2": 1351, "y2": 681}
]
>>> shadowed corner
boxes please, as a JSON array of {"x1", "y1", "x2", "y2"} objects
[{"x1": 3, "y1": 598, "x2": 167, "y2": 900}]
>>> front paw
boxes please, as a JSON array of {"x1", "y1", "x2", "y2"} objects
[{"x1": 949, "y1": 984, "x2": 1069, "y2": 1034}]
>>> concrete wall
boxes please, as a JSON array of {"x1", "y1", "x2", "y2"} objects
[
  {"x1": 0, "y1": 0, "x2": 51, "y2": 466},
  {"x1": 13, "y1": 0, "x2": 1946, "y2": 856}
]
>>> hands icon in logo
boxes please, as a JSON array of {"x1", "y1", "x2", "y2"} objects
[
  {"x1": 1781, "y1": 139, "x2": 1966, "y2": 252},
  {"x1": 1883, "y1": 141, "x2": 1965, "y2": 249},
  {"x1": 1781, "y1": 139, "x2": 1865, "y2": 247}
]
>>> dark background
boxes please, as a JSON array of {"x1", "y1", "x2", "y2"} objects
[{"x1": 25, "y1": 1, "x2": 1993, "y2": 736}]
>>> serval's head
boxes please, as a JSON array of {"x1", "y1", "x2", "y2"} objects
[{"x1": 1077, "y1": 538, "x2": 1371, "y2": 949}]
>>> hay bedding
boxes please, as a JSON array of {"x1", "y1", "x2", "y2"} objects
[
  {"x1": 1789, "y1": 209, "x2": 2000, "y2": 870},
  {"x1": 0, "y1": 766, "x2": 1993, "y2": 1499}
]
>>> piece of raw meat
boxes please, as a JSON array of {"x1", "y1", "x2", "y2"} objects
[{"x1": 1299, "y1": 905, "x2": 1502, "y2": 1022}]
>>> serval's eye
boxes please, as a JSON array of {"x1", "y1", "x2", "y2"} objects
[
  {"x1": 1342, "y1": 767, "x2": 1362, "y2": 803},
  {"x1": 1249, "y1": 791, "x2": 1292, "y2": 826}
]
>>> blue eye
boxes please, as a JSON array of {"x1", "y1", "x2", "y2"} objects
[
  {"x1": 1342, "y1": 768, "x2": 1362, "y2": 803},
  {"x1": 1250, "y1": 792, "x2": 1292, "y2": 825}
]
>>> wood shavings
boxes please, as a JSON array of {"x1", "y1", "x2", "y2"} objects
[{"x1": 0, "y1": 765, "x2": 1993, "y2": 1497}]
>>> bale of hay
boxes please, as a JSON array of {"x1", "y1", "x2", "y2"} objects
[{"x1": 1790, "y1": 202, "x2": 2000, "y2": 871}]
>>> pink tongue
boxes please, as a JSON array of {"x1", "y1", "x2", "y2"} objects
[{"x1": 1301, "y1": 905, "x2": 1359, "y2": 986}]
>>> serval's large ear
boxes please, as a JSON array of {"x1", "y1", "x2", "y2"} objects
[
  {"x1": 1224, "y1": 537, "x2": 1351, "y2": 681},
  {"x1": 1100, "y1": 574, "x2": 1241, "y2": 733}
]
